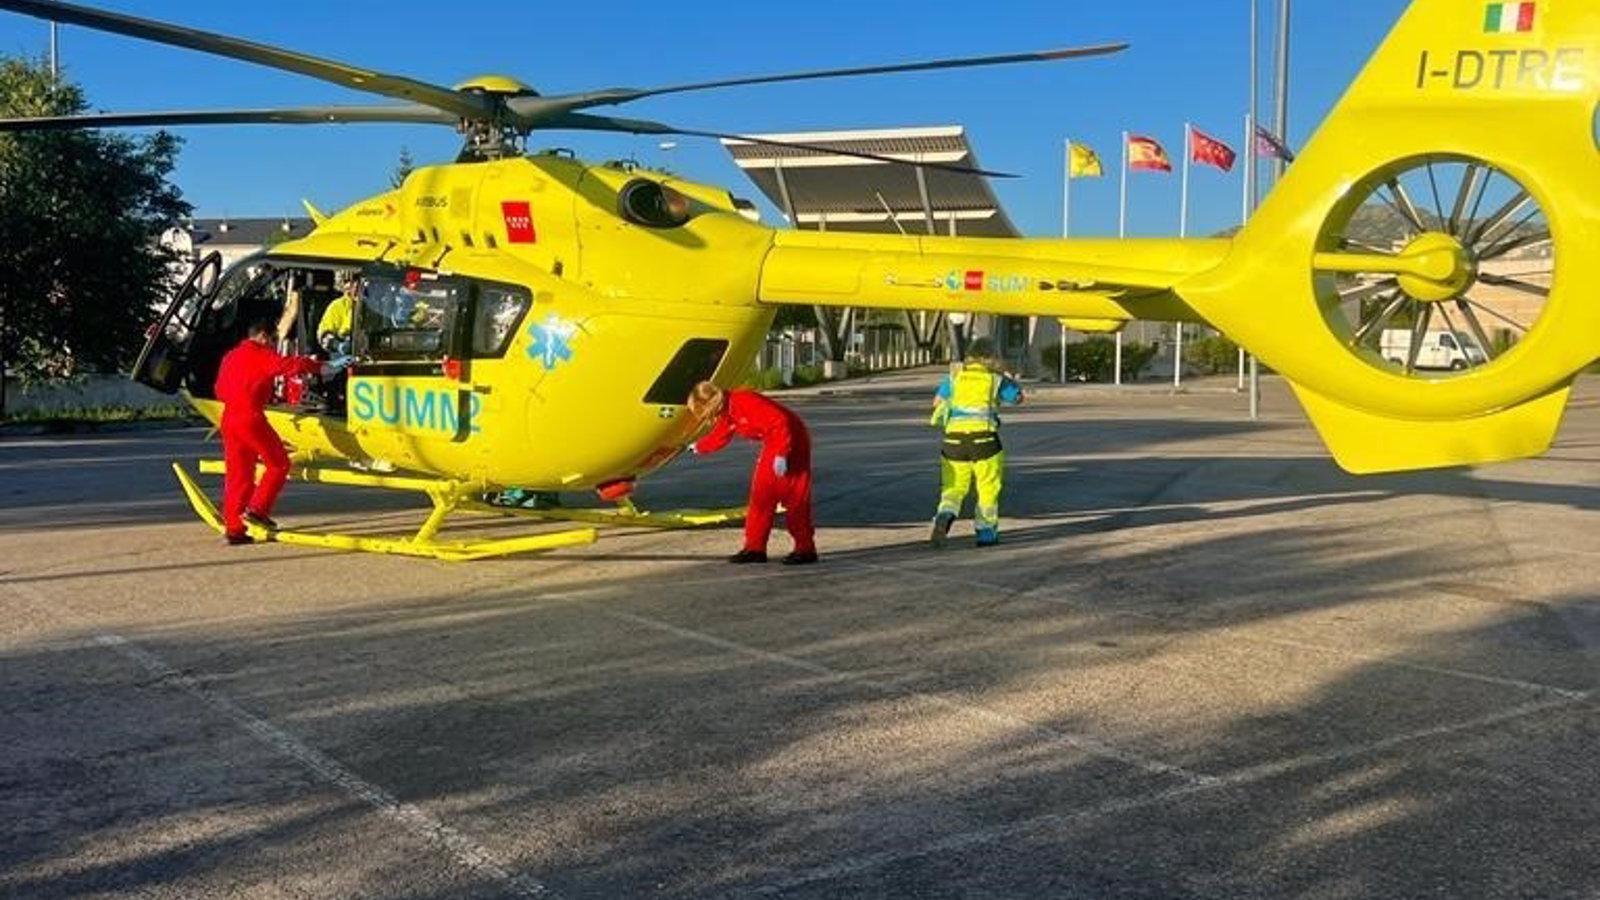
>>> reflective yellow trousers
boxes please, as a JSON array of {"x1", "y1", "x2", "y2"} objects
[{"x1": 937, "y1": 451, "x2": 1005, "y2": 532}]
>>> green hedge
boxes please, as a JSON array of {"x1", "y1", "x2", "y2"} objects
[
  {"x1": 742, "y1": 365, "x2": 829, "y2": 390},
  {"x1": 1040, "y1": 338, "x2": 1157, "y2": 383},
  {"x1": 1186, "y1": 335, "x2": 1241, "y2": 375}
]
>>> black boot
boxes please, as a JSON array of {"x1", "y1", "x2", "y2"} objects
[
  {"x1": 728, "y1": 549, "x2": 768, "y2": 564},
  {"x1": 782, "y1": 550, "x2": 819, "y2": 566},
  {"x1": 929, "y1": 512, "x2": 955, "y2": 548}
]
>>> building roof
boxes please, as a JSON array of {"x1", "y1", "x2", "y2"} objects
[
  {"x1": 185, "y1": 217, "x2": 316, "y2": 247},
  {"x1": 721, "y1": 126, "x2": 1018, "y2": 238}
]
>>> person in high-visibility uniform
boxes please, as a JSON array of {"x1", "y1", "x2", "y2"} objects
[
  {"x1": 929, "y1": 356, "x2": 1024, "y2": 547},
  {"x1": 686, "y1": 381, "x2": 817, "y2": 565},
  {"x1": 215, "y1": 316, "x2": 351, "y2": 545},
  {"x1": 315, "y1": 273, "x2": 359, "y2": 413},
  {"x1": 316, "y1": 273, "x2": 358, "y2": 353}
]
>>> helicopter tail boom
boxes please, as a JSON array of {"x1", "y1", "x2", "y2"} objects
[{"x1": 756, "y1": 229, "x2": 1229, "y2": 327}]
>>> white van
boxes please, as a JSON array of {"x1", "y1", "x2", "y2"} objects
[{"x1": 1379, "y1": 329, "x2": 1487, "y2": 370}]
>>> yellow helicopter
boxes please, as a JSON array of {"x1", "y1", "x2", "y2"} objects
[{"x1": 1, "y1": 0, "x2": 1594, "y2": 561}]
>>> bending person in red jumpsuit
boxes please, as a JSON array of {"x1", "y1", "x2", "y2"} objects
[
  {"x1": 214, "y1": 317, "x2": 348, "y2": 545},
  {"x1": 686, "y1": 381, "x2": 817, "y2": 565}
]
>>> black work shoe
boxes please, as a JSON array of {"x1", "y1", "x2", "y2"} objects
[
  {"x1": 243, "y1": 510, "x2": 279, "y2": 531},
  {"x1": 728, "y1": 549, "x2": 768, "y2": 564},
  {"x1": 782, "y1": 550, "x2": 819, "y2": 566},
  {"x1": 225, "y1": 532, "x2": 254, "y2": 546},
  {"x1": 930, "y1": 512, "x2": 955, "y2": 548}
]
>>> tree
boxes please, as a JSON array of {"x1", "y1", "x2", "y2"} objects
[
  {"x1": 391, "y1": 145, "x2": 414, "y2": 189},
  {"x1": 0, "y1": 56, "x2": 190, "y2": 415}
]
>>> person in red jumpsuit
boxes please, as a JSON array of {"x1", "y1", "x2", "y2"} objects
[
  {"x1": 686, "y1": 381, "x2": 817, "y2": 565},
  {"x1": 214, "y1": 317, "x2": 346, "y2": 545}
]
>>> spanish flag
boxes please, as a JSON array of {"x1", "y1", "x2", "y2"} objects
[
  {"x1": 1127, "y1": 135, "x2": 1172, "y2": 173},
  {"x1": 1068, "y1": 143, "x2": 1103, "y2": 178}
]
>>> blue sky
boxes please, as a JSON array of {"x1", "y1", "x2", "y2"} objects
[{"x1": 0, "y1": 0, "x2": 1409, "y2": 238}]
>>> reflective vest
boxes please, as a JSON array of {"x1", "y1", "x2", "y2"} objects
[
  {"x1": 937, "y1": 364, "x2": 1003, "y2": 435},
  {"x1": 317, "y1": 293, "x2": 354, "y2": 339}
]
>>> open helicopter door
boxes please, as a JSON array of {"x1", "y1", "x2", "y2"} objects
[
  {"x1": 131, "y1": 252, "x2": 223, "y2": 393},
  {"x1": 346, "y1": 266, "x2": 481, "y2": 458}
]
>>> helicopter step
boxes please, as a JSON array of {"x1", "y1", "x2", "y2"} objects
[
  {"x1": 464, "y1": 496, "x2": 749, "y2": 530},
  {"x1": 173, "y1": 461, "x2": 598, "y2": 562}
]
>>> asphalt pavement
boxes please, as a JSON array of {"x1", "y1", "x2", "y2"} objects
[{"x1": 2, "y1": 372, "x2": 1597, "y2": 899}]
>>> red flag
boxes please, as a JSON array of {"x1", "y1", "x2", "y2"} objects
[
  {"x1": 1189, "y1": 128, "x2": 1237, "y2": 172},
  {"x1": 1127, "y1": 135, "x2": 1172, "y2": 173}
]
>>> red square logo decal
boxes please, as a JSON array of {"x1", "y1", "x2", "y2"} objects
[
  {"x1": 501, "y1": 201, "x2": 536, "y2": 244},
  {"x1": 964, "y1": 270, "x2": 984, "y2": 291}
]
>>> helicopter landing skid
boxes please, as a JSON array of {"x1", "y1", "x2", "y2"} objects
[
  {"x1": 173, "y1": 461, "x2": 597, "y2": 562},
  {"x1": 463, "y1": 496, "x2": 748, "y2": 530}
]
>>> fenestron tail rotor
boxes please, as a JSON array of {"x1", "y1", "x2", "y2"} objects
[
  {"x1": 1313, "y1": 156, "x2": 1553, "y2": 380},
  {"x1": 0, "y1": 0, "x2": 1126, "y2": 172}
]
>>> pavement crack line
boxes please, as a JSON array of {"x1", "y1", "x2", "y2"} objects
[
  {"x1": 737, "y1": 690, "x2": 1591, "y2": 897},
  {"x1": 601, "y1": 607, "x2": 1213, "y2": 786},
  {"x1": 91, "y1": 633, "x2": 555, "y2": 899}
]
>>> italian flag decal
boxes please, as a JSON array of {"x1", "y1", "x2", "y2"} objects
[{"x1": 1484, "y1": 2, "x2": 1536, "y2": 33}]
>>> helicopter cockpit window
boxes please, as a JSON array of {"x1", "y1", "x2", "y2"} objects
[
  {"x1": 357, "y1": 277, "x2": 464, "y2": 361},
  {"x1": 472, "y1": 283, "x2": 531, "y2": 357}
]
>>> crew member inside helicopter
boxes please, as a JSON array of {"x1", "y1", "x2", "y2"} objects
[
  {"x1": 216, "y1": 316, "x2": 352, "y2": 545},
  {"x1": 685, "y1": 381, "x2": 818, "y2": 565},
  {"x1": 314, "y1": 272, "x2": 359, "y2": 414}
]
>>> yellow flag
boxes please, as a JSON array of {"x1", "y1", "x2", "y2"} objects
[{"x1": 1069, "y1": 143, "x2": 1103, "y2": 178}]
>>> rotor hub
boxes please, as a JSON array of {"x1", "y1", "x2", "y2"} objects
[
  {"x1": 1397, "y1": 232, "x2": 1475, "y2": 303},
  {"x1": 454, "y1": 75, "x2": 538, "y2": 96}
]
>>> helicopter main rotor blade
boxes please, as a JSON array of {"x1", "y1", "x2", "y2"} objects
[
  {"x1": 0, "y1": 104, "x2": 459, "y2": 132},
  {"x1": 520, "y1": 42, "x2": 1130, "y2": 116},
  {"x1": 0, "y1": 0, "x2": 493, "y2": 120},
  {"x1": 547, "y1": 112, "x2": 1017, "y2": 178}
]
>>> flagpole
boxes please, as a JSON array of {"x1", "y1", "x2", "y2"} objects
[
  {"x1": 1179, "y1": 124, "x2": 1191, "y2": 240},
  {"x1": 1273, "y1": 0, "x2": 1293, "y2": 182},
  {"x1": 1174, "y1": 123, "x2": 1191, "y2": 390},
  {"x1": 1246, "y1": 0, "x2": 1262, "y2": 420},
  {"x1": 1241, "y1": 114, "x2": 1252, "y2": 224},
  {"x1": 1118, "y1": 130, "x2": 1129, "y2": 238},
  {"x1": 1061, "y1": 140, "x2": 1071, "y2": 384},
  {"x1": 1249, "y1": 0, "x2": 1260, "y2": 212},
  {"x1": 1238, "y1": 114, "x2": 1250, "y2": 390},
  {"x1": 1063, "y1": 139, "x2": 1072, "y2": 239},
  {"x1": 1116, "y1": 131, "x2": 1128, "y2": 387}
]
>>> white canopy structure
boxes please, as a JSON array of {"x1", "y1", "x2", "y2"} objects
[
  {"x1": 721, "y1": 126, "x2": 1018, "y2": 238},
  {"x1": 721, "y1": 126, "x2": 1032, "y2": 365}
]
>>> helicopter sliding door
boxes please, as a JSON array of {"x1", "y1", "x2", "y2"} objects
[
  {"x1": 347, "y1": 268, "x2": 479, "y2": 460},
  {"x1": 131, "y1": 252, "x2": 223, "y2": 393}
]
